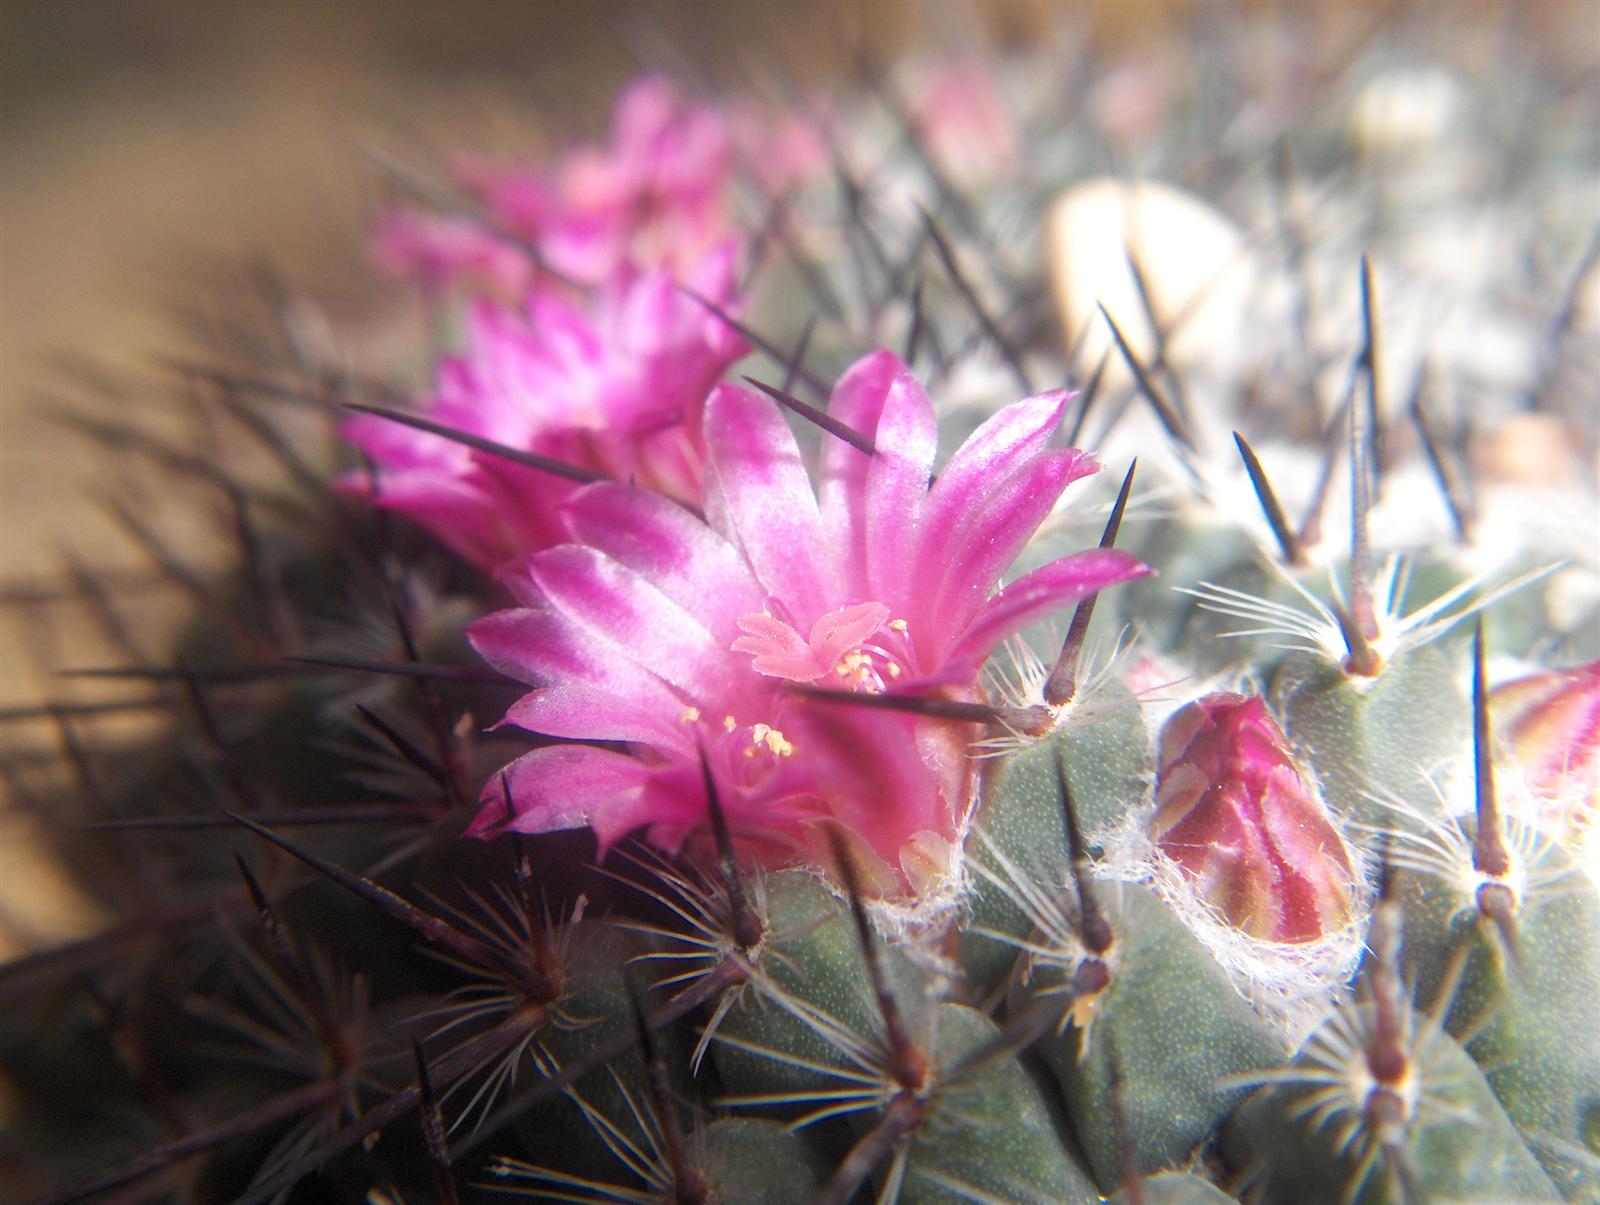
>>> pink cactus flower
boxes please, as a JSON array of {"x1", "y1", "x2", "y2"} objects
[
  {"x1": 729, "y1": 102, "x2": 830, "y2": 193},
  {"x1": 1152, "y1": 693, "x2": 1357, "y2": 943},
  {"x1": 342, "y1": 242, "x2": 747, "y2": 570},
  {"x1": 910, "y1": 60, "x2": 1018, "y2": 184},
  {"x1": 373, "y1": 76, "x2": 735, "y2": 294},
  {"x1": 371, "y1": 209, "x2": 535, "y2": 301},
  {"x1": 466, "y1": 349, "x2": 1150, "y2": 895},
  {"x1": 1491, "y1": 660, "x2": 1600, "y2": 856},
  {"x1": 466, "y1": 75, "x2": 733, "y2": 285}
]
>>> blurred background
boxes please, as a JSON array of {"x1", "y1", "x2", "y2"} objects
[{"x1": 0, "y1": 0, "x2": 1593, "y2": 950}]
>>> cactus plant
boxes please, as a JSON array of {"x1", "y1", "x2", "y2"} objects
[{"x1": 3, "y1": 10, "x2": 1598, "y2": 1205}]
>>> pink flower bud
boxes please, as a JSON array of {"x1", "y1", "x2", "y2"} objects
[
  {"x1": 1152, "y1": 694, "x2": 1356, "y2": 943},
  {"x1": 1491, "y1": 660, "x2": 1600, "y2": 854}
]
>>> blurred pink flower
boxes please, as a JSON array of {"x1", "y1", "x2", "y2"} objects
[
  {"x1": 911, "y1": 60, "x2": 1018, "y2": 184},
  {"x1": 342, "y1": 242, "x2": 747, "y2": 569},
  {"x1": 371, "y1": 209, "x2": 535, "y2": 300},
  {"x1": 1152, "y1": 693, "x2": 1356, "y2": 943},
  {"x1": 729, "y1": 102, "x2": 830, "y2": 194},
  {"x1": 467, "y1": 349, "x2": 1149, "y2": 894},
  {"x1": 374, "y1": 75, "x2": 735, "y2": 292},
  {"x1": 469, "y1": 75, "x2": 733, "y2": 285},
  {"x1": 1492, "y1": 660, "x2": 1600, "y2": 853}
]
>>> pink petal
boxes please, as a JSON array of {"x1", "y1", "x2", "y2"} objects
[
  {"x1": 942, "y1": 549, "x2": 1151, "y2": 676},
  {"x1": 703, "y1": 383, "x2": 831, "y2": 621},
  {"x1": 923, "y1": 389, "x2": 1074, "y2": 539},
  {"x1": 926, "y1": 449, "x2": 1098, "y2": 640},
  {"x1": 560, "y1": 484, "x2": 764, "y2": 646},
  {"x1": 860, "y1": 373, "x2": 938, "y2": 606},
  {"x1": 469, "y1": 608, "x2": 691, "y2": 751},
  {"x1": 819, "y1": 349, "x2": 910, "y2": 573},
  {"x1": 469, "y1": 745, "x2": 652, "y2": 845},
  {"x1": 523, "y1": 545, "x2": 738, "y2": 704}
]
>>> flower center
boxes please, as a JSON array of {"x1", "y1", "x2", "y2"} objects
[{"x1": 732, "y1": 601, "x2": 910, "y2": 689}]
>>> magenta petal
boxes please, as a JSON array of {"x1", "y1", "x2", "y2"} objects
[
  {"x1": 923, "y1": 389, "x2": 1074, "y2": 536},
  {"x1": 525, "y1": 545, "x2": 737, "y2": 704},
  {"x1": 861, "y1": 373, "x2": 938, "y2": 605},
  {"x1": 703, "y1": 383, "x2": 832, "y2": 621},
  {"x1": 469, "y1": 608, "x2": 690, "y2": 750},
  {"x1": 819, "y1": 349, "x2": 909, "y2": 571},
  {"x1": 927, "y1": 449, "x2": 1098, "y2": 639},
  {"x1": 942, "y1": 549, "x2": 1151, "y2": 676},
  {"x1": 470, "y1": 745, "x2": 651, "y2": 845},
  {"x1": 560, "y1": 484, "x2": 764, "y2": 646}
]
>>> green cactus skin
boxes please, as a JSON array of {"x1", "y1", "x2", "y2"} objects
[
  {"x1": 1274, "y1": 645, "x2": 1470, "y2": 831},
  {"x1": 1009, "y1": 883, "x2": 1285, "y2": 1190},
  {"x1": 1392, "y1": 833, "x2": 1600, "y2": 1201},
  {"x1": 694, "y1": 1118, "x2": 830, "y2": 1203},
  {"x1": 711, "y1": 869, "x2": 921, "y2": 1104},
  {"x1": 892, "y1": 1003, "x2": 1099, "y2": 1204},
  {"x1": 962, "y1": 702, "x2": 1151, "y2": 996},
  {"x1": 1224, "y1": 1007, "x2": 1562, "y2": 1204}
]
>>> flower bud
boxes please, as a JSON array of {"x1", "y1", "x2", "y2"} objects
[{"x1": 1152, "y1": 693, "x2": 1356, "y2": 943}]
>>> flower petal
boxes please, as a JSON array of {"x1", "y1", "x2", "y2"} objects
[
  {"x1": 861, "y1": 372, "x2": 938, "y2": 606},
  {"x1": 559, "y1": 483, "x2": 764, "y2": 646},
  {"x1": 469, "y1": 745, "x2": 652, "y2": 846},
  {"x1": 942, "y1": 549, "x2": 1151, "y2": 677},
  {"x1": 703, "y1": 382, "x2": 831, "y2": 621},
  {"x1": 923, "y1": 388, "x2": 1074, "y2": 538},
  {"x1": 520, "y1": 545, "x2": 740, "y2": 705},
  {"x1": 926, "y1": 448, "x2": 1098, "y2": 642},
  {"x1": 819, "y1": 349, "x2": 909, "y2": 574},
  {"x1": 469, "y1": 608, "x2": 691, "y2": 751}
]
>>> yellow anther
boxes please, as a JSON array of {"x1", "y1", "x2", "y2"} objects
[
  {"x1": 889, "y1": 618, "x2": 909, "y2": 634},
  {"x1": 749, "y1": 722, "x2": 795, "y2": 759},
  {"x1": 723, "y1": 714, "x2": 737, "y2": 731},
  {"x1": 679, "y1": 705, "x2": 701, "y2": 724},
  {"x1": 887, "y1": 663, "x2": 901, "y2": 678}
]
